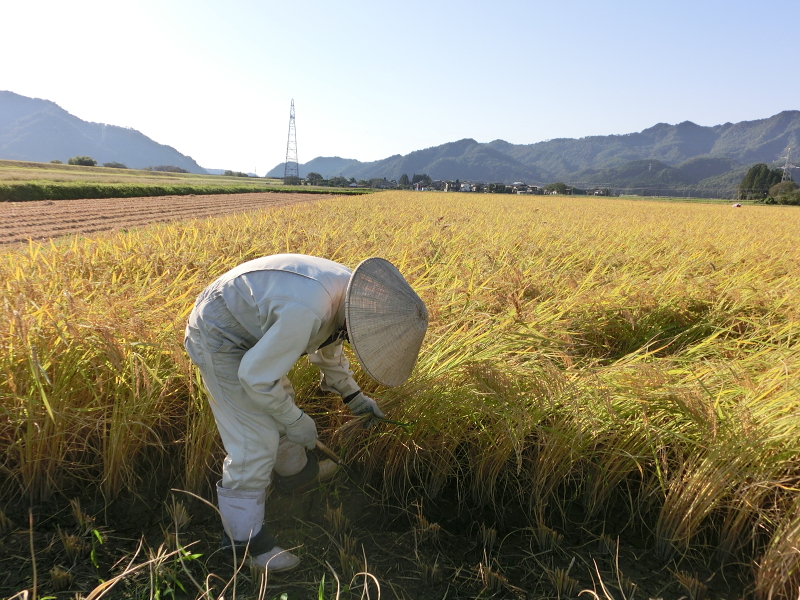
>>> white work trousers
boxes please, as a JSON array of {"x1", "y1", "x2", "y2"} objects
[{"x1": 185, "y1": 303, "x2": 308, "y2": 491}]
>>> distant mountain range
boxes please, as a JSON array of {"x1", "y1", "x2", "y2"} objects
[
  {"x1": 0, "y1": 91, "x2": 206, "y2": 173},
  {"x1": 3, "y1": 90, "x2": 797, "y2": 195},
  {"x1": 268, "y1": 111, "x2": 800, "y2": 196}
]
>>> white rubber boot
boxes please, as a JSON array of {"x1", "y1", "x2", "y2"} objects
[
  {"x1": 274, "y1": 438, "x2": 339, "y2": 493},
  {"x1": 274, "y1": 438, "x2": 309, "y2": 477},
  {"x1": 249, "y1": 546, "x2": 303, "y2": 572},
  {"x1": 316, "y1": 459, "x2": 338, "y2": 483},
  {"x1": 216, "y1": 483, "x2": 300, "y2": 573},
  {"x1": 275, "y1": 442, "x2": 338, "y2": 483}
]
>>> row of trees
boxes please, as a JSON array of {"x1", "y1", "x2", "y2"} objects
[
  {"x1": 144, "y1": 165, "x2": 189, "y2": 173},
  {"x1": 542, "y1": 183, "x2": 611, "y2": 195},
  {"x1": 297, "y1": 172, "x2": 435, "y2": 189},
  {"x1": 286, "y1": 171, "x2": 576, "y2": 193},
  {"x1": 303, "y1": 173, "x2": 402, "y2": 188},
  {"x1": 50, "y1": 155, "x2": 99, "y2": 166},
  {"x1": 51, "y1": 156, "x2": 127, "y2": 168},
  {"x1": 739, "y1": 163, "x2": 797, "y2": 204},
  {"x1": 302, "y1": 173, "x2": 356, "y2": 187},
  {"x1": 762, "y1": 180, "x2": 799, "y2": 205},
  {"x1": 301, "y1": 173, "x2": 609, "y2": 195},
  {"x1": 738, "y1": 163, "x2": 784, "y2": 199},
  {"x1": 49, "y1": 156, "x2": 189, "y2": 173}
]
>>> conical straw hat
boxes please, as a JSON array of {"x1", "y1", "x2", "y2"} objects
[{"x1": 345, "y1": 257, "x2": 428, "y2": 387}]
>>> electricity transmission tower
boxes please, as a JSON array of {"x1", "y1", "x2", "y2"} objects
[
  {"x1": 780, "y1": 148, "x2": 798, "y2": 182},
  {"x1": 283, "y1": 99, "x2": 299, "y2": 181}
]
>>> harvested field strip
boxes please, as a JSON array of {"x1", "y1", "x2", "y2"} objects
[
  {"x1": 0, "y1": 192, "x2": 330, "y2": 245},
  {"x1": 0, "y1": 181, "x2": 366, "y2": 202}
]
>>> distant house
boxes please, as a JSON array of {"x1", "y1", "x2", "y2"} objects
[
  {"x1": 370, "y1": 178, "x2": 397, "y2": 189},
  {"x1": 460, "y1": 182, "x2": 472, "y2": 192},
  {"x1": 517, "y1": 186, "x2": 543, "y2": 195},
  {"x1": 413, "y1": 180, "x2": 441, "y2": 191},
  {"x1": 512, "y1": 183, "x2": 544, "y2": 195}
]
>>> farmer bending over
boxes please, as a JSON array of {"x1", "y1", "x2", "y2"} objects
[{"x1": 184, "y1": 254, "x2": 428, "y2": 572}]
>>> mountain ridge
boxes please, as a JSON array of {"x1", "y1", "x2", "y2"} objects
[
  {"x1": 3, "y1": 90, "x2": 797, "y2": 194},
  {"x1": 269, "y1": 111, "x2": 800, "y2": 195},
  {"x1": 0, "y1": 91, "x2": 207, "y2": 174}
]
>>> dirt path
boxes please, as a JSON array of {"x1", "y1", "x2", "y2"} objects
[{"x1": 0, "y1": 192, "x2": 329, "y2": 245}]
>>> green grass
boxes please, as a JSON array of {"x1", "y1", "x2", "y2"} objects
[
  {"x1": 0, "y1": 159, "x2": 369, "y2": 201},
  {"x1": 623, "y1": 196, "x2": 736, "y2": 203},
  {"x1": 0, "y1": 159, "x2": 285, "y2": 185}
]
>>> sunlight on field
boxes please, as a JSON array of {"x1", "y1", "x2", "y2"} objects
[
  {"x1": 1, "y1": 192, "x2": 798, "y2": 596},
  {"x1": 0, "y1": 159, "x2": 303, "y2": 201},
  {"x1": 0, "y1": 159, "x2": 283, "y2": 186}
]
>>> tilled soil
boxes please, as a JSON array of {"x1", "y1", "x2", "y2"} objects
[{"x1": 0, "y1": 192, "x2": 329, "y2": 245}]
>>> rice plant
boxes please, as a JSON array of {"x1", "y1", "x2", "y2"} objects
[
  {"x1": 1, "y1": 192, "x2": 798, "y2": 597},
  {"x1": 0, "y1": 508, "x2": 14, "y2": 534},
  {"x1": 413, "y1": 503, "x2": 441, "y2": 547},
  {"x1": 324, "y1": 504, "x2": 352, "y2": 540},
  {"x1": 546, "y1": 563, "x2": 579, "y2": 598},
  {"x1": 58, "y1": 526, "x2": 90, "y2": 563},
  {"x1": 48, "y1": 565, "x2": 73, "y2": 592}
]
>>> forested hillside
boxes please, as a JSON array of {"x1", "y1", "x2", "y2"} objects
[{"x1": 269, "y1": 111, "x2": 800, "y2": 196}]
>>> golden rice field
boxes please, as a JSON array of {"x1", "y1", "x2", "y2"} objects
[{"x1": 1, "y1": 191, "x2": 799, "y2": 599}]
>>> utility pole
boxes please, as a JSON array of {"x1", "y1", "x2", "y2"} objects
[{"x1": 284, "y1": 99, "x2": 300, "y2": 182}]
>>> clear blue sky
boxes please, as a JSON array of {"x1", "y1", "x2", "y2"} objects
[{"x1": 3, "y1": 0, "x2": 797, "y2": 173}]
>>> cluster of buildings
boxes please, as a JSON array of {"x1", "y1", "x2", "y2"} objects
[
  {"x1": 412, "y1": 180, "x2": 608, "y2": 195},
  {"x1": 411, "y1": 180, "x2": 549, "y2": 194},
  {"x1": 361, "y1": 177, "x2": 610, "y2": 195}
]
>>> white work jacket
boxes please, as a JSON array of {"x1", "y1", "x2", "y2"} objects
[{"x1": 188, "y1": 254, "x2": 360, "y2": 425}]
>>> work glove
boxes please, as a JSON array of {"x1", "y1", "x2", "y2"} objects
[
  {"x1": 284, "y1": 411, "x2": 318, "y2": 450},
  {"x1": 344, "y1": 392, "x2": 385, "y2": 429}
]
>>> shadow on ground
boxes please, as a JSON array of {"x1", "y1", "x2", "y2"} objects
[{"x1": 0, "y1": 452, "x2": 747, "y2": 600}]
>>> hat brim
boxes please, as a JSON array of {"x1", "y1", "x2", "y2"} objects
[{"x1": 345, "y1": 258, "x2": 428, "y2": 387}]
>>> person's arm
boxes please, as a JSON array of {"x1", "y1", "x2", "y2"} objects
[
  {"x1": 309, "y1": 343, "x2": 385, "y2": 427},
  {"x1": 237, "y1": 302, "x2": 320, "y2": 425},
  {"x1": 307, "y1": 343, "x2": 360, "y2": 399}
]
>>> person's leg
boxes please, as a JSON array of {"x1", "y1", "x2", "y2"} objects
[
  {"x1": 184, "y1": 323, "x2": 300, "y2": 571},
  {"x1": 197, "y1": 342, "x2": 280, "y2": 490}
]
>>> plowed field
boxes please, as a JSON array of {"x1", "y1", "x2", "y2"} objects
[{"x1": 0, "y1": 192, "x2": 327, "y2": 245}]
